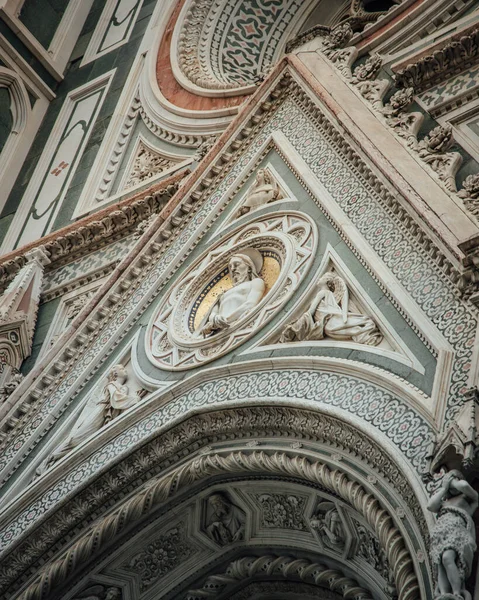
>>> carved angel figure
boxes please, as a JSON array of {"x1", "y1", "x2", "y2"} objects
[
  {"x1": 38, "y1": 365, "x2": 146, "y2": 473},
  {"x1": 279, "y1": 272, "x2": 382, "y2": 346},
  {"x1": 427, "y1": 470, "x2": 478, "y2": 600},
  {"x1": 237, "y1": 169, "x2": 281, "y2": 216},
  {"x1": 197, "y1": 249, "x2": 265, "y2": 337}
]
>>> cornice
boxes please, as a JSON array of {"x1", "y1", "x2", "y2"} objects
[
  {"x1": 394, "y1": 23, "x2": 479, "y2": 93},
  {"x1": 0, "y1": 170, "x2": 187, "y2": 291}
]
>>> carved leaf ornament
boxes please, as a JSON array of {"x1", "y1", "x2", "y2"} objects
[{"x1": 146, "y1": 213, "x2": 316, "y2": 370}]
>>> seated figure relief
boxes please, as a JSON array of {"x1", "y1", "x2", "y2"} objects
[
  {"x1": 205, "y1": 492, "x2": 246, "y2": 545},
  {"x1": 37, "y1": 365, "x2": 146, "y2": 474},
  {"x1": 237, "y1": 169, "x2": 282, "y2": 217},
  {"x1": 279, "y1": 271, "x2": 382, "y2": 346},
  {"x1": 197, "y1": 249, "x2": 265, "y2": 337}
]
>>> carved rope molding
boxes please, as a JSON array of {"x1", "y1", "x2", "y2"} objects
[
  {"x1": 0, "y1": 406, "x2": 427, "y2": 598},
  {"x1": 186, "y1": 554, "x2": 374, "y2": 600},
  {"x1": 313, "y1": 26, "x2": 479, "y2": 227},
  {"x1": 14, "y1": 451, "x2": 419, "y2": 600}
]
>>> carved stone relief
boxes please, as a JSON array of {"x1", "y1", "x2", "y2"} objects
[
  {"x1": 146, "y1": 212, "x2": 316, "y2": 370},
  {"x1": 235, "y1": 168, "x2": 284, "y2": 218},
  {"x1": 310, "y1": 502, "x2": 346, "y2": 552},
  {"x1": 257, "y1": 492, "x2": 307, "y2": 531},
  {"x1": 36, "y1": 364, "x2": 147, "y2": 474},
  {"x1": 355, "y1": 521, "x2": 395, "y2": 590},
  {"x1": 279, "y1": 271, "x2": 382, "y2": 346},
  {"x1": 124, "y1": 140, "x2": 180, "y2": 190},
  {"x1": 204, "y1": 492, "x2": 246, "y2": 545},
  {"x1": 125, "y1": 521, "x2": 196, "y2": 591}
]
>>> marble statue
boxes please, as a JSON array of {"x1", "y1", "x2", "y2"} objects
[
  {"x1": 237, "y1": 169, "x2": 281, "y2": 216},
  {"x1": 198, "y1": 249, "x2": 265, "y2": 337},
  {"x1": 427, "y1": 470, "x2": 478, "y2": 600},
  {"x1": 279, "y1": 271, "x2": 382, "y2": 346},
  {"x1": 310, "y1": 502, "x2": 345, "y2": 550},
  {"x1": 206, "y1": 493, "x2": 246, "y2": 545},
  {"x1": 38, "y1": 365, "x2": 146, "y2": 472}
]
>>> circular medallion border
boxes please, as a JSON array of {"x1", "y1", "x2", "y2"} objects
[{"x1": 146, "y1": 212, "x2": 317, "y2": 370}]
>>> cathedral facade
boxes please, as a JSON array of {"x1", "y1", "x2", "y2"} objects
[{"x1": 0, "y1": 1, "x2": 479, "y2": 599}]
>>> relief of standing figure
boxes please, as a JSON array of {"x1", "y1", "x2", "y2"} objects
[
  {"x1": 280, "y1": 272, "x2": 382, "y2": 346},
  {"x1": 37, "y1": 364, "x2": 146, "y2": 474},
  {"x1": 428, "y1": 470, "x2": 478, "y2": 600}
]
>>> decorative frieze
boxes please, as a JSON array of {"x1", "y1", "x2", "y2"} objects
[
  {"x1": 0, "y1": 181, "x2": 179, "y2": 291},
  {"x1": 395, "y1": 27, "x2": 479, "y2": 94}
]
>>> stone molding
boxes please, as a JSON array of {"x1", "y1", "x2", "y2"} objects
[
  {"x1": 305, "y1": 26, "x2": 479, "y2": 257},
  {"x1": 0, "y1": 177, "x2": 181, "y2": 292},
  {"x1": 185, "y1": 554, "x2": 374, "y2": 600},
  {"x1": 9, "y1": 449, "x2": 420, "y2": 600},
  {"x1": 0, "y1": 405, "x2": 429, "y2": 595},
  {"x1": 394, "y1": 25, "x2": 479, "y2": 94}
]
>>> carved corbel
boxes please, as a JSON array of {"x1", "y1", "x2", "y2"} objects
[
  {"x1": 458, "y1": 174, "x2": 479, "y2": 220},
  {"x1": 380, "y1": 88, "x2": 423, "y2": 145},
  {"x1": 414, "y1": 125, "x2": 462, "y2": 191},
  {"x1": 321, "y1": 23, "x2": 358, "y2": 77},
  {"x1": 351, "y1": 54, "x2": 390, "y2": 108}
]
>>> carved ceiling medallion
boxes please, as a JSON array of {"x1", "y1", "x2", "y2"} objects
[{"x1": 146, "y1": 213, "x2": 316, "y2": 370}]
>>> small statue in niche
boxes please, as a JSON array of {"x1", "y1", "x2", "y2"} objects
[
  {"x1": 279, "y1": 271, "x2": 382, "y2": 346},
  {"x1": 37, "y1": 365, "x2": 147, "y2": 473},
  {"x1": 205, "y1": 492, "x2": 246, "y2": 545},
  {"x1": 236, "y1": 169, "x2": 282, "y2": 217},
  {"x1": 427, "y1": 470, "x2": 478, "y2": 600},
  {"x1": 310, "y1": 502, "x2": 345, "y2": 551},
  {"x1": 197, "y1": 249, "x2": 265, "y2": 337}
]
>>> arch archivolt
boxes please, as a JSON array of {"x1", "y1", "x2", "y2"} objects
[{"x1": 0, "y1": 401, "x2": 432, "y2": 600}]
